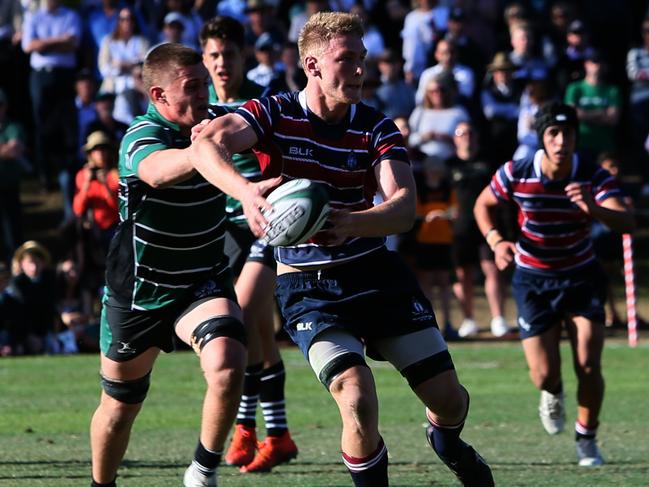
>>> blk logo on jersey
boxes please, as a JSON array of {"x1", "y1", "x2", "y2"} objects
[
  {"x1": 289, "y1": 146, "x2": 314, "y2": 158},
  {"x1": 296, "y1": 322, "x2": 313, "y2": 331}
]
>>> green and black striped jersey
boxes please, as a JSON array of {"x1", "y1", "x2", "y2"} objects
[
  {"x1": 106, "y1": 103, "x2": 230, "y2": 311},
  {"x1": 209, "y1": 79, "x2": 267, "y2": 227}
]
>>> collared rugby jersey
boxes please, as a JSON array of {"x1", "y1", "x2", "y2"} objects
[
  {"x1": 108, "y1": 103, "x2": 230, "y2": 310},
  {"x1": 490, "y1": 149, "x2": 622, "y2": 275},
  {"x1": 235, "y1": 90, "x2": 410, "y2": 267}
]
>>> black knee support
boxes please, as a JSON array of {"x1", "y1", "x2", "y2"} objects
[
  {"x1": 190, "y1": 315, "x2": 247, "y2": 354},
  {"x1": 319, "y1": 352, "x2": 368, "y2": 389},
  {"x1": 401, "y1": 350, "x2": 455, "y2": 389},
  {"x1": 101, "y1": 371, "x2": 151, "y2": 404}
]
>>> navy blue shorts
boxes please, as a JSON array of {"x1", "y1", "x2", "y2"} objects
[
  {"x1": 275, "y1": 248, "x2": 439, "y2": 360},
  {"x1": 511, "y1": 265, "x2": 606, "y2": 339}
]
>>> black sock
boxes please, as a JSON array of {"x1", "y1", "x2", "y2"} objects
[
  {"x1": 259, "y1": 360, "x2": 288, "y2": 437},
  {"x1": 575, "y1": 421, "x2": 598, "y2": 441},
  {"x1": 193, "y1": 440, "x2": 222, "y2": 475},
  {"x1": 236, "y1": 363, "x2": 263, "y2": 428},
  {"x1": 342, "y1": 437, "x2": 389, "y2": 487},
  {"x1": 428, "y1": 421, "x2": 466, "y2": 463},
  {"x1": 91, "y1": 480, "x2": 116, "y2": 487},
  {"x1": 547, "y1": 381, "x2": 563, "y2": 395}
]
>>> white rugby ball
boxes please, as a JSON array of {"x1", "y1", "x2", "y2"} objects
[{"x1": 262, "y1": 178, "x2": 330, "y2": 246}]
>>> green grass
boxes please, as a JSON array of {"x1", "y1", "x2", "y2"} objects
[{"x1": 1, "y1": 340, "x2": 649, "y2": 486}]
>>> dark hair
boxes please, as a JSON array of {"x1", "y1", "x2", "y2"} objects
[
  {"x1": 200, "y1": 16, "x2": 245, "y2": 50},
  {"x1": 534, "y1": 102, "x2": 579, "y2": 140},
  {"x1": 142, "y1": 43, "x2": 203, "y2": 91},
  {"x1": 111, "y1": 7, "x2": 141, "y2": 39}
]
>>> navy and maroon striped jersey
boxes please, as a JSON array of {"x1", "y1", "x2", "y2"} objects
[
  {"x1": 490, "y1": 149, "x2": 622, "y2": 275},
  {"x1": 234, "y1": 90, "x2": 410, "y2": 267}
]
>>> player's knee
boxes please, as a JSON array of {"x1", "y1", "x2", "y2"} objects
[
  {"x1": 190, "y1": 315, "x2": 247, "y2": 355},
  {"x1": 574, "y1": 358, "x2": 601, "y2": 380},
  {"x1": 101, "y1": 372, "x2": 151, "y2": 405},
  {"x1": 331, "y1": 372, "x2": 377, "y2": 429},
  {"x1": 317, "y1": 351, "x2": 368, "y2": 390},
  {"x1": 429, "y1": 384, "x2": 469, "y2": 423},
  {"x1": 203, "y1": 361, "x2": 245, "y2": 392}
]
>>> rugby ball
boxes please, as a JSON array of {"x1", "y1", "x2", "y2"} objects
[{"x1": 262, "y1": 178, "x2": 330, "y2": 246}]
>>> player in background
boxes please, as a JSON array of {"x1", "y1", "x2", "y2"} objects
[
  {"x1": 88, "y1": 43, "x2": 279, "y2": 487},
  {"x1": 473, "y1": 102, "x2": 635, "y2": 467},
  {"x1": 199, "y1": 16, "x2": 298, "y2": 473},
  {"x1": 191, "y1": 12, "x2": 494, "y2": 487}
]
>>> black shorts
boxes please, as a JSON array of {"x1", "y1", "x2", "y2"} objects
[
  {"x1": 275, "y1": 247, "x2": 439, "y2": 362},
  {"x1": 224, "y1": 221, "x2": 276, "y2": 277},
  {"x1": 413, "y1": 243, "x2": 453, "y2": 271},
  {"x1": 452, "y1": 229, "x2": 493, "y2": 267},
  {"x1": 99, "y1": 267, "x2": 237, "y2": 361}
]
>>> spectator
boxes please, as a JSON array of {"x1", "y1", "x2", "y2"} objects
[
  {"x1": 409, "y1": 71, "x2": 470, "y2": 161},
  {"x1": 75, "y1": 69, "x2": 99, "y2": 163},
  {"x1": 0, "y1": 88, "x2": 27, "y2": 267},
  {"x1": 113, "y1": 62, "x2": 148, "y2": 124},
  {"x1": 443, "y1": 7, "x2": 485, "y2": 81},
  {"x1": 349, "y1": 2, "x2": 384, "y2": 62},
  {"x1": 626, "y1": 16, "x2": 649, "y2": 179},
  {"x1": 83, "y1": 0, "x2": 119, "y2": 74},
  {"x1": 21, "y1": 0, "x2": 81, "y2": 193},
  {"x1": 98, "y1": 7, "x2": 150, "y2": 95},
  {"x1": 508, "y1": 22, "x2": 549, "y2": 90},
  {"x1": 447, "y1": 121, "x2": 511, "y2": 339},
  {"x1": 412, "y1": 155, "x2": 458, "y2": 340},
  {"x1": 1, "y1": 241, "x2": 58, "y2": 355},
  {"x1": 267, "y1": 41, "x2": 307, "y2": 95},
  {"x1": 247, "y1": 32, "x2": 282, "y2": 87},
  {"x1": 416, "y1": 38, "x2": 475, "y2": 105},
  {"x1": 161, "y1": 0, "x2": 203, "y2": 51},
  {"x1": 481, "y1": 51, "x2": 521, "y2": 163},
  {"x1": 375, "y1": 48, "x2": 415, "y2": 120},
  {"x1": 514, "y1": 78, "x2": 554, "y2": 160},
  {"x1": 85, "y1": 92, "x2": 129, "y2": 143},
  {"x1": 287, "y1": 0, "x2": 329, "y2": 44},
  {"x1": 565, "y1": 51, "x2": 621, "y2": 160},
  {"x1": 401, "y1": 0, "x2": 442, "y2": 84},
  {"x1": 556, "y1": 19, "x2": 595, "y2": 91},
  {"x1": 243, "y1": 0, "x2": 286, "y2": 67},
  {"x1": 159, "y1": 12, "x2": 186, "y2": 46}
]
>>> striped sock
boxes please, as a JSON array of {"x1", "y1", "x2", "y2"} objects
[
  {"x1": 575, "y1": 421, "x2": 598, "y2": 441},
  {"x1": 193, "y1": 440, "x2": 221, "y2": 476},
  {"x1": 259, "y1": 360, "x2": 288, "y2": 437},
  {"x1": 236, "y1": 363, "x2": 263, "y2": 428},
  {"x1": 426, "y1": 409, "x2": 466, "y2": 463},
  {"x1": 342, "y1": 438, "x2": 389, "y2": 487}
]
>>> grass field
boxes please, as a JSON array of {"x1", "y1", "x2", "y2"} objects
[{"x1": 1, "y1": 339, "x2": 649, "y2": 486}]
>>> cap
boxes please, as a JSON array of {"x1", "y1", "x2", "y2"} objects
[
  {"x1": 487, "y1": 51, "x2": 516, "y2": 72},
  {"x1": 585, "y1": 49, "x2": 603, "y2": 64},
  {"x1": 95, "y1": 91, "x2": 116, "y2": 103},
  {"x1": 83, "y1": 131, "x2": 113, "y2": 152},
  {"x1": 254, "y1": 32, "x2": 279, "y2": 51},
  {"x1": 449, "y1": 7, "x2": 466, "y2": 22},
  {"x1": 76, "y1": 68, "x2": 95, "y2": 82},
  {"x1": 245, "y1": 0, "x2": 270, "y2": 13},
  {"x1": 164, "y1": 12, "x2": 185, "y2": 28},
  {"x1": 534, "y1": 102, "x2": 579, "y2": 141},
  {"x1": 13, "y1": 241, "x2": 51, "y2": 268},
  {"x1": 568, "y1": 19, "x2": 586, "y2": 34}
]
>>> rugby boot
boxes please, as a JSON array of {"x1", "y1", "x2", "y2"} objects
[
  {"x1": 183, "y1": 462, "x2": 217, "y2": 487},
  {"x1": 426, "y1": 426, "x2": 494, "y2": 487},
  {"x1": 576, "y1": 437, "x2": 604, "y2": 467},
  {"x1": 538, "y1": 390, "x2": 565, "y2": 435},
  {"x1": 240, "y1": 431, "x2": 298, "y2": 472},
  {"x1": 224, "y1": 424, "x2": 257, "y2": 466}
]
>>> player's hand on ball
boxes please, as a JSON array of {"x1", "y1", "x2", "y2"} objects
[
  {"x1": 494, "y1": 240, "x2": 517, "y2": 271},
  {"x1": 242, "y1": 177, "x2": 283, "y2": 238}
]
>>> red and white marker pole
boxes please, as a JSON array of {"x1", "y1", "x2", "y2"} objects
[{"x1": 622, "y1": 233, "x2": 638, "y2": 347}]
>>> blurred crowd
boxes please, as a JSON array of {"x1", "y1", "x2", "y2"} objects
[{"x1": 1, "y1": 0, "x2": 649, "y2": 355}]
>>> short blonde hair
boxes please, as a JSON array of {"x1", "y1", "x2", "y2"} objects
[{"x1": 298, "y1": 11, "x2": 364, "y2": 60}]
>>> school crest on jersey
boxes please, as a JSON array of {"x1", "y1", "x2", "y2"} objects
[{"x1": 346, "y1": 151, "x2": 358, "y2": 170}]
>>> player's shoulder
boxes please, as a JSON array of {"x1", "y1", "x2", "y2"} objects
[{"x1": 505, "y1": 152, "x2": 536, "y2": 179}]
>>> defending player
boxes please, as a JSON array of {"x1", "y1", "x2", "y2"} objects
[
  {"x1": 473, "y1": 102, "x2": 635, "y2": 466},
  {"x1": 192, "y1": 12, "x2": 494, "y2": 486},
  {"x1": 199, "y1": 16, "x2": 298, "y2": 473},
  {"x1": 88, "y1": 43, "x2": 279, "y2": 487}
]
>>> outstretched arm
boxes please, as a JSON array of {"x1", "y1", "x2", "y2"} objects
[{"x1": 191, "y1": 113, "x2": 281, "y2": 237}]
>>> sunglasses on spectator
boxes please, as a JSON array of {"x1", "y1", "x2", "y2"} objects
[
  {"x1": 119, "y1": 16, "x2": 133, "y2": 21},
  {"x1": 454, "y1": 128, "x2": 474, "y2": 137}
]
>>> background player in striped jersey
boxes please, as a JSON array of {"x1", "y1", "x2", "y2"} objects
[
  {"x1": 199, "y1": 16, "x2": 298, "y2": 473},
  {"x1": 474, "y1": 102, "x2": 636, "y2": 467},
  {"x1": 191, "y1": 11, "x2": 493, "y2": 487},
  {"x1": 88, "y1": 43, "x2": 279, "y2": 487}
]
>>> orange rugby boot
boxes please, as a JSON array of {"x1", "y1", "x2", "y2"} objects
[
  {"x1": 224, "y1": 424, "x2": 257, "y2": 466},
  {"x1": 239, "y1": 431, "x2": 298, "y2": 473}
]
